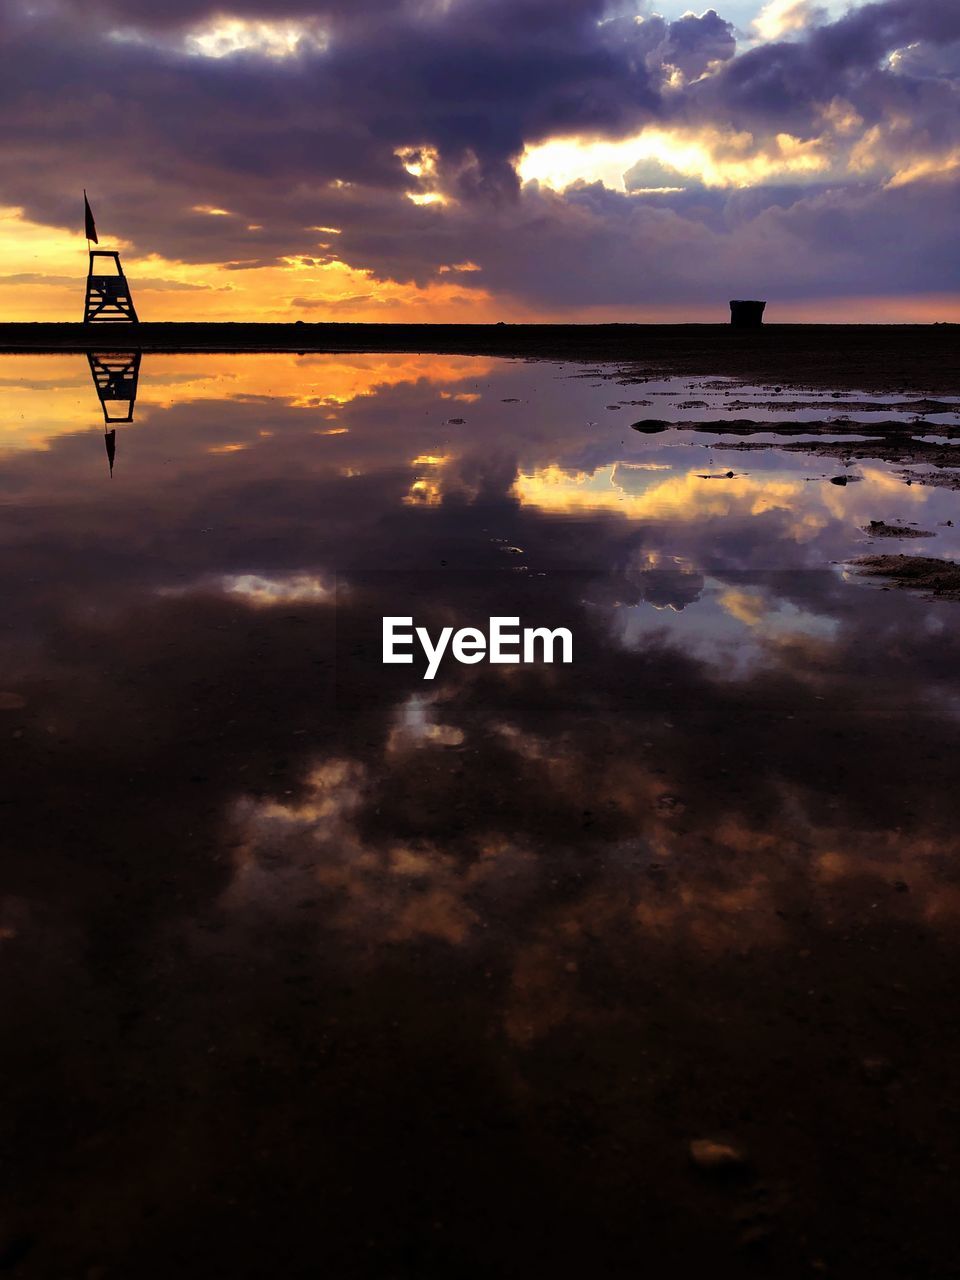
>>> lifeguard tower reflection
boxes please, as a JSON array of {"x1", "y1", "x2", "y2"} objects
[{"x1": 88, "y1": 351, "x2": 142, "y2": 476}]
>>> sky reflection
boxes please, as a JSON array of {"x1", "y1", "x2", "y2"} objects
[{"x1": 1, "y1": 353, "x2": 959, "y2": 1277}]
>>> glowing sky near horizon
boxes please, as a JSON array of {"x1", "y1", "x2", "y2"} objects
[{"x1": 0, "y1": 0, "x2": 957, "y2": 322}]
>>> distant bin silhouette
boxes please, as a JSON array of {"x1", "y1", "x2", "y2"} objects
[{"x1": 730, "y1": 300, "x2": 766, "y2": 328}]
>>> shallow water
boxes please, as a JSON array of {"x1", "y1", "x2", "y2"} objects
[{"x1": 1, "y1": 352, "x2": 959, "y2": 1278}]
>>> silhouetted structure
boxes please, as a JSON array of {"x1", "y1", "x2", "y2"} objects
[
  {"x1": 730, "y1": 300, "x2": 766, "y2": 328},
  {"x1": 104, "y1": 428, "x2": 117, "y2": 477},
  {"x1": 84, "y1": 250, "x2": 138, "y2": 323},
  {"x1": 87, "y1": 351, "x2": 141, "y2": 423},
  {"x1": 88, "y1": 350, "x2": 142, "y2": 477}
]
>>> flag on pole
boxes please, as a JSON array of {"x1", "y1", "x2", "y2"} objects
[{"x1": 84, "y1": 190, "x2": 98, "y2": 244}]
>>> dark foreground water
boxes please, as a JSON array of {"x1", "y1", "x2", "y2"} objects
[{"x1": 1, "y1": 353, "x2": 959, "y2": 1278}]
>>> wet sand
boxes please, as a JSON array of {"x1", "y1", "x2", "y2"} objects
[
  {"x1": 718, "y1": 435, "x2": 960, "y2": 471},
  {"x1": 0, "y1": 321, "x2": 958, "y2": 394},
  {"x1": 850, "y1": 553, "x2": 960, "y2": 598}
]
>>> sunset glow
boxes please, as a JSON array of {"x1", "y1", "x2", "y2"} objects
[{"x1": 0, "y1": 0, "x2": 956, "y2": 320}]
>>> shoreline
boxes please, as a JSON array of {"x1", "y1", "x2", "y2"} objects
[{"x1": 0, "y1": 321, "x2": 957, "y2": 393}]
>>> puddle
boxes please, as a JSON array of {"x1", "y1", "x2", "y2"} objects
[{"x1": 1, "y1": 351, "x2": 960, "y2": 1278}]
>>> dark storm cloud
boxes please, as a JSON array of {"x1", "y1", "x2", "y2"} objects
[
  {"x1": 0, "y1": 0, "x2": 957, "y2": 307},
  {"x1": 660, "y1": 8, "x2": 736, "y2": 80},
  {"x1": 685, "y1": 0, "x2": 960, "y2": 138},
  {"x1": 890, "y1": 36, "x2": 960, "y2": 79},
  {"x1": 4, "y1": 0, "x2": 413, "y2": 31},
  {"x1": 0, "y1": 0, "x2": 667, "y2": 236},
  {"x1": 429, "y1": 177, "x2": 960, "y2": 306}
]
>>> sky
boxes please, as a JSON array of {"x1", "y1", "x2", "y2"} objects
[{"x1": 0, "y1": 0, "x2": 957, "y2": 322}]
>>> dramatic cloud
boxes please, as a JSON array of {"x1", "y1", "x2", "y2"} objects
[{"x1": 0, "y1": 0, "x2": 957, "y2": 317}]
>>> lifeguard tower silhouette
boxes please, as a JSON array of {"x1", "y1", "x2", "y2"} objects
[
  {"x1": 82, "y1": 193, "x2": 141, "y2": 475},
  {"x1": 87, "y1": 352, "x2": 141, "y2": 423},
  {"x1": 87, "y1": 350, "x2": 142, "y2": 476},
  {"x1": 84, "y1": 252, "x2": 138, "y2": 323},
  {"x1": 82, "y1": 191, "x2": 139, "y2": 324}
]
